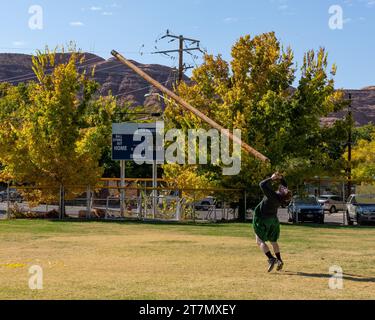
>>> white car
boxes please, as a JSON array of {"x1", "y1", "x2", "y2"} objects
[
  {"x1": 157, "y1": 191, "x2": 181, "y2": 207},
  {"x1": 318, "y1": 195, "x2": 346, "y2": 213}
]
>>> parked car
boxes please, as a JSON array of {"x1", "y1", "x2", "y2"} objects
[
  {"x1": 318, "y1": 195, "x2": 346, "y2": 213},
  {"x1": 0, "y1": 189, "x2": 23, "y2": 203},
  {"x1": 346, "y1": 194, "x2": 375, "y2": 226},
  {"x1": 158, "y1": 190, "x2": 181, "y2": 207},
  {"x1": 195, "y1": 196, "x2": 216, "y2": 211},
  {"x1": 288, "y1": 195, "x2": 325, "y2": 224}
]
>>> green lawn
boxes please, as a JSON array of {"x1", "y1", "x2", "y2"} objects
[{"x1": 0, "y1": 219, "x2": 374, "y2": 300}]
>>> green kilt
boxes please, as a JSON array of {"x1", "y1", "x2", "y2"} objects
[{"x1": 253, "y1": 203, "x2": 280, "y2": 242}]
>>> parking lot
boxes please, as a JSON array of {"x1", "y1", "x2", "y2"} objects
[{"x1": 277, "y1": 208, "x2": 346, "y2": 225}]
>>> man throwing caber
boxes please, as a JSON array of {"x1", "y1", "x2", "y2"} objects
[{"x1": 253, "y1": 172, "x2": 292, "y2": 272}]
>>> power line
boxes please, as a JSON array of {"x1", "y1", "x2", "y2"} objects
[
  {"x1": 0, "y1": 57, "x2": 177, "y2": 100},
  {"x1": 111, "y1": 79, "x2": 173, "y2": 98},
  {"x1": 0, "y1": 57, "x2": 138, "y2": 84},
  {"x1": 0, "y1": 47, "x2": 154, "y2": 55},
  {"x1": 0, "y1": 51, "x2": 177, "y2": 104},
  {"x1": 0, "y1": 55, "x2": 105, "y2": 83},
  {"x1": 0, "y1": 47, "x2": 156, "y2": 84},
  {"x1": 151, "y1": 30, "x2": 205, "y2": 83}
]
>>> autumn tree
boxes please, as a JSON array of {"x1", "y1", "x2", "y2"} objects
[
  {"x1": 351, "y1": 132, "x2": 375, "y2": 180},
  {"x1": 163, "y1": 32, "x2": 347, "y2": 196},
  {"x1": 0, "y1": 48, "x2": 116, "y2": 210}
]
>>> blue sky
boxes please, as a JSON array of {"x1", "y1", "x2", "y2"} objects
[{"x1": 0, "y1": 0, "x2": 374, "y2": 89}]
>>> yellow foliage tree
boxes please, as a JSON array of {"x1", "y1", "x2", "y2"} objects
[
  {"x1": 0, "y1": 48, "x2": 116, "y2": 208},
  {"x1": 163, "y1": 164, "x2": 215, "y2": 202},
  {"x1": 351, "y1": 133, "x2": 375, "y2": 180},
  {"x1": 163, "y1": 32, "x2": 346, "y2": 192}
]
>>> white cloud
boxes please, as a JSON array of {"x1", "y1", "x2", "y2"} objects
[
  {"x1": 343, "y1": 0, "x2": 375, "y2": 8},
  {"x1": 12, "y1": 41, "x2": 26, "y2": 47},
  {"x1": 109, "y1": 3, "x2": 121, "y2": 8},
  {"x1": 90, "y1": 6, "x2": 102, "y2": 11},
  {"x1": 70, "y1": 21, "x2": 84, "y2": 27},
  {"x1": 102, "y1": 11, "x2": 113, "y2": 16},
  {"x1": 223, "y1": 17, "x2": 239, "y2": 23},
  {"x1": 270, "y1": 0, "x2": 296, "y2": 15}
]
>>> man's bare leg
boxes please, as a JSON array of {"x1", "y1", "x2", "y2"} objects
[
  {"x1": 256, "y1": 235, "x2": 277, "y2": 272},
  {"x1": 271, "y1": 242, "x2": 284, "y2": 271}
]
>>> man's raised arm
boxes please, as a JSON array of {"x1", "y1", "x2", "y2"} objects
[{"x1": 259, "y1": 177, "x2": 279, "y2": 200}]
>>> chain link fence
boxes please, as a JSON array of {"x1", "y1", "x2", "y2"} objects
[
  {"x1": 0, "y1": 181, "x2": 249, "y2": 222},
  {"x1": 3, "y1": 177, "x2": 373, "y2": 225}
]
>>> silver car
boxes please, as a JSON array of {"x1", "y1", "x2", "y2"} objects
[
  {"x1": 346, "y1": 194, "x2": 375, "y2": 226},
  {"x1": 288, "y1": 195, "x2": 325, "y2": 224},
  {"x1": 195, "y1": 196, "x2": 216, "y2": 211},
  {"x1": 318, "y1": 195, "x2": 346, "y2": 213}
]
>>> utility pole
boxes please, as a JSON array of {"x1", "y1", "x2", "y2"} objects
[
  {"x1": 152, "y1": 31, "x2": 204, "y2": 83},
  {"x1": 347, "y1": 93, "x2": 353, "y2": 199},
  {"x1": 178, "y1": 35, "x2": 184, "y2": 83}
]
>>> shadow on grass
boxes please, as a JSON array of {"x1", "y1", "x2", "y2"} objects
[{"x1": 278, "y1": 271, "x2": 375, "y2": 283}]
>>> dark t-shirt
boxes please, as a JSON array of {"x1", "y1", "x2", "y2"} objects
[{"x1": 258, "y1": 177, "x2": 288, "y2": 219}]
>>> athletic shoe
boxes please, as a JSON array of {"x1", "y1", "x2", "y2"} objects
[
  {"x1": 276, "y1": 259, "x2": 284, "y2": 271},
  {"x1": 267, "y1": 257, "x2": 277, "y2": 272}
]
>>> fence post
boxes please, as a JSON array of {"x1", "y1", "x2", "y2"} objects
[
  {"x1": 238, "y1": 190, "x2": 246, "y2": 222},
  {"x1": 176, "y1": 198, "x2": 181, "y2": 221},
  {"x1": 193, "y1": 190, "x2": 196, "y2": 222},
  {"x1": 120, "y1": 160, "x2": 125, "y2": 218},
  {"x1": 244, "y1": 190, "x2": 247, "y2": 221},
  {"x1": 152, "y1": 160, "x2": 157, "y2": 219},
  {"x1": 342, "y1": 181, "x2": 346, "y2": 226},
  {"x1": 59, "y1": 185, "x2": 61, "y2": 219},
  {"x1": 59, "y1": 184, "x2": 65, "y2": 220},
  {"x1": 86, "y1": 185, "x2": 92, "y2": 219},
  {"x1": 6, "y1": 181, "x2": 10, "y2": 219}
]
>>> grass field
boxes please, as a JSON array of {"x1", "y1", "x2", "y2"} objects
[{"x1": 0, "y1": 219, "x2": 374, "y2": 300}]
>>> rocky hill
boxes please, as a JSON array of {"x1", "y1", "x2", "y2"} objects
[
  {"x1": 0, "y1": 53, "x2": 374, "y2": 126},
  {"x1": 0, "y1": 52, "x2": 185, "y2": 109},
  {"x1": 322, "y1": 88, "x2": 375, "y2": 126}
]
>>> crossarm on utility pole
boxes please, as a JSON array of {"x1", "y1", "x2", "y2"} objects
[{"x1": 111, "y1": 50, "x2": 270, "y2": 163}]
